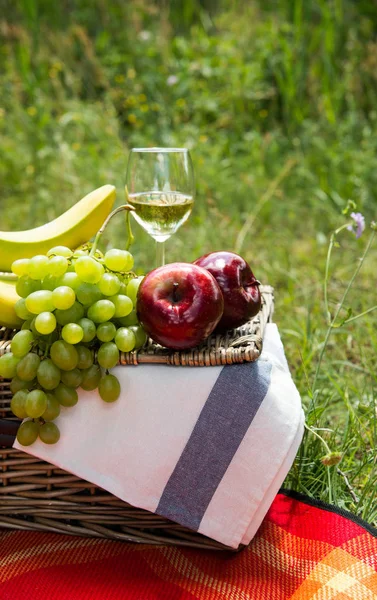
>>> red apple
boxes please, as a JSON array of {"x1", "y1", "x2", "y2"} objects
[
  {"x1": 193, "y1": 251, "x2": 261, "y2": 332},
  {"x1": 136, "y1": 263, "x2": 224, "y2": 350}
]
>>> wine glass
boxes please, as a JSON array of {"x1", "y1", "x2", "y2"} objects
[{"x1": 125, "y1": 147, "x2": 195, "y2": 266}]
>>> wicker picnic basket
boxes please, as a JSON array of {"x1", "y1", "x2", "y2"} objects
[{"x1": 0, "y1": 285, "x2": 274, "y2": 551}]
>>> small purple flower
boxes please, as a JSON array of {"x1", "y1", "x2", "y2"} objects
[{"x1": 347, "y1": 212, "x2": 365, "y2": 239}]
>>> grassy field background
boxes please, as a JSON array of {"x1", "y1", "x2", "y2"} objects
[{"x1": 1, "y1": 0, "x2": 377, "y2": 521}]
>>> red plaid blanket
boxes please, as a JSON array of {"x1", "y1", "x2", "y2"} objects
[{"x1": 1, "y1": 491, "x2": 377, "y2": 599}]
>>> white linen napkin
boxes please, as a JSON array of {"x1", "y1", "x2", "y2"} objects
[{"x1": 14, "y1": 323, "x2": 304, "y2": 549}]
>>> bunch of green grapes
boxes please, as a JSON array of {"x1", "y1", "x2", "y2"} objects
[{"x1": 0, "y1": 245, "x2": 146, "y2": 447}]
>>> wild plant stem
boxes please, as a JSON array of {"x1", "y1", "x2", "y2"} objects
[
  {"x1": 337, "y1": 468, "x2": 359, "y2": 504},
  {"x1": 328, "y1": 467, "x2": 333, "y2": 505},
  {"x1": 334, "y1": 229, "x2": 376, "y2": 324},
  {"x1": 235, "y1": 158, "x2": 297, "y2": 254},
  {"x1": 343, "y1": 305, "x2": 377, "y2": 324},
  {"x1": 324, "y1": 224, "x2": 349, "y2": 325},
  {"x1": 304, "y1": 422, "x2": 332, "y2": 454},
  {"x1": 324, "y1": 233, "x2": 334, "y2": 325},
  {"x1": 313, "y1": 228, "x2": 376, "y2": 390},
  {"x1": 89, "y1": 204, "x2": 135, "y2": 257}
]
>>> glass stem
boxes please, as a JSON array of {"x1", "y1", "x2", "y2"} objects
[{"x1": 156, "y1": 241, "x2": 165, "y2": 267}]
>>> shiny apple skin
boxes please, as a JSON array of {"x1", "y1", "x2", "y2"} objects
[
  {"x1": 136, "y1": 263, "x2": 224, "y2": 350},
  {"x1": 193, "y1": 251, "x2": 261, "y2": 332}
]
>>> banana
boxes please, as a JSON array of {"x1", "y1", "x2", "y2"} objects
[
  {"x1": 0, "y1": 185, "x2": 116, "y2": 272},
  {"x1": 0, "y1": 272, "x2": 17, "y2": 282},
  {"x1": 0, "y1": 280, "x2": 22, "y2": 329}
]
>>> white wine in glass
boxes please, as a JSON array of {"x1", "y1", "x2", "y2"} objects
[{"x1": 125, "y1": 148, "x2": 195, "y2": 266}]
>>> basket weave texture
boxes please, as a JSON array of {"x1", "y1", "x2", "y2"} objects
[{"x1": 0, "y1": 286, "x2": 273, "y2": 551}]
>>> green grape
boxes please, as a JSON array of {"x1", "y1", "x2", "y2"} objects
[
  {"x1": 126, "y1": 276, "x2": 144, "y2": 305},
  {"x1": 42, "y1": 393, "x2": 61, "y2": 421},
  {"x1": 16, "y1": 276, "x2": 40, "y2": 298},
  {"x1": 104, "y1": 249, "x2": 134, "y2": 272},
  {"x1": 28, "y1": 255, "x2": 50, "y2": 280},
  {"x1": 48, "y1": 255, "x2": 68, "y2": 277},
  {"x1": 41, "y1": 274, "x2": 58, "y2": 291},
  {"x1": 55, "y1": 301, "x2": 84, "y2": 326},
  {"x1": 54, "y1": 383, "x2": 78, "y2": 407},
  {"x1": 129, "y1": 325, "x2": 148, "y2": 348},
  {"x1": 98, "y1": 273, "x2": 121, "y2": 296},
  {"x1": 74, "y1": 256, "x2": 104, "y2": 284},
  {"x1": 25, "y1": 389, "x2": 47, "y2": 418},
  {"x1": 10, "y1": 376, "x2": 31, "y2": 394},
  {"x1": 37, "y1": 358, "x2": 61, "y2": 390},
  {"x1": 47, "y1": 246, "x2": 73, "y2": 258},
  {"x1": 0, "y1": 353, "x2": 20, "y2": 378},
  {"x1": 28, "y1": 322, "x2": 55, "y2": 345},
  {"x1": 80, "y1": 364, "x2": 101, "y2": 391},
  {"x1": 35, "y1": 312, "x2": 57, "y2": 335},
  {"x1": 108, "y1": 294, "x2": 133, "y2": 318},
  {"x1": 61, "y1": 368, "x2": 82, "y2": 388},
  {"x1": 73, "y1": 249, "x2": 88, "y2": 257},
  {"x1": 21, "y1": 319, "x2": 33, "y2": 331},
  {"x1": 76, "y1": 282, "x2": 102, "y2": 306},
  {"x1": 62, "y1": 323, "x2": 84, "y2": 345},
  {"x1": 96, "y1": 322, "x2": 116, "y2": 342},
  {"x1": 97, "y1": 342, "x2": 119, "y2": 369},
  {"x1": 17, "y1": 420, "x2": 39, "y2": 446},
  {"x1": 15, "y1": 298, "x2": 33, "y2": 321},
  {"x1": 98, "y1": 374, "x2": 121, "y2": 403},
  {"x1": 50, "y1": 340, "x2": 78, "y2": 371},
  {"x1": 20, "y1": 320, "x2": 32, "y2": 333},
  {"x1": 114, "y1": 327, "x2": 136, "y2": 352},
  {"x1": 77, "y1": 318, "x2": 96, "y2": 343},
  {"x1": 11, "y1": 329, "x2": 34, "y2": 358},
  {"x1": 29, "y1": 318, "x2": 38, "y2": 336},
  {"x1": 11, "y1": 258, "x2": 30, "y2": 277},
  {"x1": 87, "y1": 299, "x2": 115, "y2": 323},
  {"x1": 25, "y1": 290, "x2": 54, "y2": 314},
  {"x1": 118, "y1": 282, "x2": 128, "y2": 295},
  {"x1": 58, "y1": 271, "x2": 80, "y2": 290},
  {"x1": 76, "y1": 345, "x2": 93, "y2": 369},
  {"x1": 10, "y1": 390, "x2": 29, "y2": 418},
  {"x1": 39, "y1": 421, "x2": 60, "y2": 444},
  {"x1": 117, "y1": 309, "x2": 139, "y2": 327},
  {"x1": 16, "y1": 352, "x2": 40, "y2": 381},
  {"x1": 52, "y1": 286, "x2": 76, "y2": 310}
]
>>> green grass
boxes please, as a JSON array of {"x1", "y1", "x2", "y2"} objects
[{"x1": 1, "y1": 0, "x2": 377, "y2": 523}]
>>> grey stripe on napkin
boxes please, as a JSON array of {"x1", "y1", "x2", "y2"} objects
[{"x1": 156, "y1": 359, "x2": 272, "y2": 530}]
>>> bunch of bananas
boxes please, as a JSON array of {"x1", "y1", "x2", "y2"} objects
[{"x1": 0, "y1": 185, "x2": 116, "y2": 329}]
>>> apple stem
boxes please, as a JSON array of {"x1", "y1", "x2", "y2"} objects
[
  {"x1": 89, "y1": 204, "x2": 136, "y2": 258},
  {"x1": 172, "y1": 282, "x2": 179, "y2": 303}
]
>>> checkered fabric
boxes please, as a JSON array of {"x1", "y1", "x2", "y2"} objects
[{"x1": 1, "y1": 491, "x2": 377, "y2": 599}]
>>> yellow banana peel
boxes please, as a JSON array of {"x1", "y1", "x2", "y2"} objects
[
  {"x1": 0, "y1": 279, "x2": 22, "y2": 329},
  {"x1": 0, "y1": 184, "x2": 116, "y2": 272}
]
